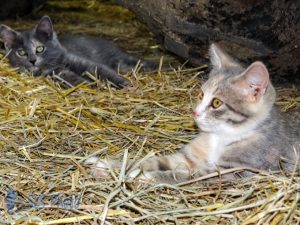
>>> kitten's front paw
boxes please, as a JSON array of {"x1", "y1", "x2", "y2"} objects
[
  {"x1": 128, "y1": 168, "x2": 156, "y2": 183},
  {"x1": 115, "y1": 78, "x2": 131, "y2": 89},
  {"x1": 85, "y1": 157, "x2": 110, "y2": 178},
  {"x1": 85, "y1": 156, "x2": 157, "y2": 182}
]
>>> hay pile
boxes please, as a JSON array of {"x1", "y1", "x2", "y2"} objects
[{"x1": 0, "y1": 55, "x2": 299, "y2": 224}]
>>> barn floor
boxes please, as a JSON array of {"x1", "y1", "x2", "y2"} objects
[{"x1": 0, "y1": 0, "x2": 299, "y2": 224}]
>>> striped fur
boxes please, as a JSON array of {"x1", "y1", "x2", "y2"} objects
[{"x1": 86, "y1": 44, "x2": 299, "y2": 184}]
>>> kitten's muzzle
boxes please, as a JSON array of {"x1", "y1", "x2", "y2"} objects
[
  {"x1": 192, "y1": 111, "x2": 200, "y2": 118},
  {"x1": 29, "y1": 58, "x2": 37, "y2": 65}
]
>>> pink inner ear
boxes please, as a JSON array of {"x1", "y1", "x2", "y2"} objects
[
  {"x1": 236, "y1": 62, "x2": 269, "y2": 102},
  {"x1": 246, "y1": 62, "x2": 269, "y2": 88}
]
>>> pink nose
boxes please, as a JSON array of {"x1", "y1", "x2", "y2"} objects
[{"x1": 192, "y1": 111, "x2": 200, "y2": 117}]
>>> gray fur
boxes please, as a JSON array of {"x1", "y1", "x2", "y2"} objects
[{"x1": 60, "y1": 35, "x2": 155, "y2": 73}]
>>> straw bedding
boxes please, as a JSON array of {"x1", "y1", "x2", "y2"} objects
[
  {"x1": 0, "y1": 0, "x2": 299, "y2": 224},
  {"x1": 0, "y1": 57, "x2": 299, "y2": 224}
]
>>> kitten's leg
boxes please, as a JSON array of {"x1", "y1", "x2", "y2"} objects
[
  {"x1": 52, "y1": 70, "x2": 88, "y2": 87},
  {"x1": 89, "y1": 64, "x2": 130, "y2": 88},
  {"x1": 86, "y1": 134, "x2": 213, "y2": 184},
  {"x1": 66, "y1": 55, "x2": 130, "y2": 88},
  {"x1": 134, "y1": 134, "x2": 213, "y2": 183}
]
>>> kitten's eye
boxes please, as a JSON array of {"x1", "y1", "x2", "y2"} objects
[
  {"x1": 36, "y1": 46, "x2": 45, "y2": 53},
  {"x1": 211, "y1": 98, "x2": 223, "y2": 109},
  {"x1": 17, "y1": 49, "x2": 26, "y2": 57}
]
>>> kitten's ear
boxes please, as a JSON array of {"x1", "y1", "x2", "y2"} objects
[
  {"x1": 0, "y1": 25, "x2": 19, "y2": 49},
  {"x1": 209, "y1": 43, "x2": 238, "y2": 70},
  {"x1": 233, "y1": 61, "x2": 269, "y2": 102},
  {"x1": 35, "y1": 16, "x2": 54, "y2": 39}
]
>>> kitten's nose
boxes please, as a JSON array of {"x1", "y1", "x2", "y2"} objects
[
  {"x1": 192, "y1": 111, "x2": 200, "y2": 117},
  {"x1": 29, "y1": 58, "x2": 37, "y2": 65}
]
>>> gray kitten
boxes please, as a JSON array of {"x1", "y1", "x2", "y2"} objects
[
  {"x1": 86, "y1": 44, "x2": 299, "y2": 184},
  {"x1": 0, "y1": 16, "x2": 153, "y2": 88}
]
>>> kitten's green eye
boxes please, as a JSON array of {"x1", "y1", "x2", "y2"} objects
[
  {"x1": 36, "y1": 46, "x2": 45, "y2": 53},
  {"x1": 17, "y1": 49, "x2": 26, "y2": 56},
  {"x1": 211, "y1": 98, "x2": 223, "y2": 109}
]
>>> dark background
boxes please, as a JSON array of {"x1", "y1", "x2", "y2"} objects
[{"x1": 1, "y1": 0, "x2": 299, "y2": 86}]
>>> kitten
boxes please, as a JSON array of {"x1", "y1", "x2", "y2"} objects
[
  {"x1": 86, "y1": 44, "x2": 299, "y2": 184},
  {"x1": 0, "y1": 16, "x2": 153, "y2": 88}
]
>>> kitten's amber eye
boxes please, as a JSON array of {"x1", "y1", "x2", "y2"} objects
[
  {"x1": 17, "y1": 49, "x2": 26, "y2": 57},
  {"x1": 211, "y1": 98, "x2": 223, "y2": 109},
  {"x1": 36, "y1": 46, "x2": 45, "y2": 53}
]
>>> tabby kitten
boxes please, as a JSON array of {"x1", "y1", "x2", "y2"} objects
[
  {"x1": 0, "y1": 16, "x2": 152, "y2": 88},
  {"x1": 86, "y1": 44, "x2": 299, "y2": 184}
]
